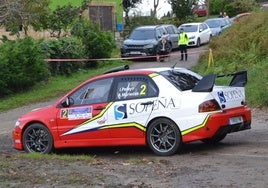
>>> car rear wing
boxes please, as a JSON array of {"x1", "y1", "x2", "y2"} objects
[
  {"x1": 103, "y1": 65, "x2": 129, "y2": 74},
  {"x1": 192, "y1": 70, "x2": 247, "y2": 92}
]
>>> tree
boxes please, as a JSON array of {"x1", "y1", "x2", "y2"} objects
[
  {"x1": 152, "y1": 0, "x2": 160, "y2": 17},
  {"x1": 168, "y1": 0, "x2": 196, "y2": 21},
  {"x1": 38, "y1": 0, "x2": 91, "y2": 38},
  {"x1": 0, "y1": 0, "x2": 50, "y2": 38},
  {"x1": 121, "y1": 0, "x2": 142, "y2": 26}
]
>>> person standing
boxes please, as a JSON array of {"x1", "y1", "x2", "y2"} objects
[
  {"x1": 178, "y1": 28, "x2": 189, "y2": 61},
  {"x1": 157, "y1": 37, "x2": 171, "y2": 62},
  {"x1": 218, "y1": 12, "x2": 223, "y2": 18},
  {"x1": 223, "y1": 12, "x2": 229, "y2": 18}
]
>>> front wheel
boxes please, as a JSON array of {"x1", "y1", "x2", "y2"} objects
[
  {"x1": 22, "y1": 123, "x2": 53, "y2": 154},
  {"x1": 146, "y1": 118, "x2": 181, "y2": 156},
  {"x1": 196, "y1": 38, "x2": 201, "y2": 47}
]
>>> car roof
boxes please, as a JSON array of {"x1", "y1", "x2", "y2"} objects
[
  {"x1": 205, "y1": 18, "x2": 227, "y2": 21},
  {"x1": 134, "y1": 25, "x2": 163, "y2": 30},
  {"x1": 97, "y1": 67, "x2": 190, "y2": 79},
  {"x1": 180, "y1": 22, "x2": 203, "y2": 26}
]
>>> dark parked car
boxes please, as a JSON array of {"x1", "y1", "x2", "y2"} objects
[
  {"x1": 161, "y1": 24, "x2": 179, "y2": 50},
  {"x1": 120, "y1": 25, "x2": 169, "y2": 60}
]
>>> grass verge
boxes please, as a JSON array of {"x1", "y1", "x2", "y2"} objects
[{"x1": 0, "y1": 61, "x2": 129, "y2": 112}]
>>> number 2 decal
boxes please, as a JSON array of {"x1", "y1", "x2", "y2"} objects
[
  {"x1": 60, "y1": 109, "x2": 68, "y2": 119},
  {"x1": 140, "y1": 84, "x2": 147, "y2": 95}
]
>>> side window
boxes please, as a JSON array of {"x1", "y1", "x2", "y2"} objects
[
  {"x1": 156, "y1": 29, "x2": 162, "y2": 38},
  {"x1": 69, "y1": 78, "x2": 113, "y2": 106},
  {"x1": 115, "y1": 76, "x2": 158, "y2": 101},
  {"x1": 199, "y1": 24, "x2": 203, "y2": 32},
  {"x1": 166, "y1": 26, "x2": 174, "y2": 34}
]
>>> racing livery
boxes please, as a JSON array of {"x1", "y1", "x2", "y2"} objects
[{"x1": 12, "y1": 66, "x2": 251, "y2": 156}]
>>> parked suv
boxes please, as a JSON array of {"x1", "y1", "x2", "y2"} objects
[
  {"x1": 120, "y1": 25, "x2": 169, "y2": 60},
  {"x1": 161, "y1": 24, "x2": 179, "y2": 50}
]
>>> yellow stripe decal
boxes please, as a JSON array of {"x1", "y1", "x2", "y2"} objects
[
  {"x1": 81, "y1": 102, "x2": 113, "y2": 125},
  {"x1": 149, "y1": 73, "x2": 159, "y2": 78},
  {"x1": 100, "y1": 122, "x2": 146, "y2": 132},
  {"x1": 181, "y1": 115, "x2": 210, "y2": 136}
]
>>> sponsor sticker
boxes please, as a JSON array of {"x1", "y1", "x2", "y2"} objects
[{"x1": 60, "y1": 106, "x2": 92, "y2": 120}]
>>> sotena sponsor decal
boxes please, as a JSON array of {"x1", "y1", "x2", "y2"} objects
[
  {"x1": 129, "y1": 97, "x2": 178, "y2": 115},
  {"x1": 217, "y1": 89, "x2": 244, "y2": 103},
  {"x1": 114, "y1": 104, "x2": 128, "y2": 120}
]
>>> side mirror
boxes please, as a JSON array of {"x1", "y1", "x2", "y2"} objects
[{"x1": 61, "y1": 97, "x2": 74, "y2": 107}]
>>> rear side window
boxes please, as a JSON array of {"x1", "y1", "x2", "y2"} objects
[
  {"x1": 114, "y1": 76, "x2": 159, "y2": 101},
  {"x1": 161, "y1": 70, "x2": 200, "y2": 91}
]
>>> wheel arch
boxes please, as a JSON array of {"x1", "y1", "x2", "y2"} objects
[
  {"x1": 21, "y1": 121, "x2": 55, "y2": 149},
  {"x1": 145, "y1": 116, "x2": 182, "y2": 144}
]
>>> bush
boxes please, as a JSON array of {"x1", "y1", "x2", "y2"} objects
[
  {"x1": 0, "y1": 37, "x2": 50, "y2": 97},
  {"x1": 40, "y1": 37, "x2": 86, "y2": 76},
  {"x1": 71, "y1": 19, "x2": 116, "y2": 67}
]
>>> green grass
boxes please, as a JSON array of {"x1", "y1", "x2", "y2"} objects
[
  {"x1": 50, "y1": 0, "x2": 123, "y2": 23},
  {"x1": 193, "y1": 10, "x2": 268, "y2": 108},
  {"x1": 0, "y1": 61, "x2": 129, "y2": 112},
  {"x1": 21, "y1": 152, "x2": 96, "y2": 162},
  {"x1": 50, "y1": 0, "x2": 83, "y2": 10}
]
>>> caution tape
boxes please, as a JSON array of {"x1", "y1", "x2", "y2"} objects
[{"x1": 44, "y1": 49, "x2": 210, "y2": 62}]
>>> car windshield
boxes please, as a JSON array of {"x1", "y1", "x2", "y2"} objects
[
  {"x1": 160, "y1": 70, "x2": 201, "y2": 91},
  {"x1": 205, "y1": 20, "x2": 220, "y2": 28},
  {"x1": 129, "y1": 29, "x2": 155, "y2": 40},
  {"x1": 180, "y1": 25, "x2": 198, "y2": 32}
]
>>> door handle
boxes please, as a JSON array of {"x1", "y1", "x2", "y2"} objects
[{"x1": 141, "y1": 101, "x2": 154, "y2": 105}]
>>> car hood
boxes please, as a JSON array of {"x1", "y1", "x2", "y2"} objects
[
  {"x1": 185, "y1": 32, "x2": 199, "y2": 38},
  {"x1": 18, "y1": 105, "x2": 56, "y2": 121},
  {"x1": 123, "y1": 38, "x2": 158, "y2": 45}
]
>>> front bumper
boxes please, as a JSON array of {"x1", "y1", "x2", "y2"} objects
[{"x1": 12, "y1": 127, "x2": 23, "y2": 150}]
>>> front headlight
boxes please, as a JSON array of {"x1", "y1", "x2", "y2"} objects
[
  {"x1": 15, "y1": 120, "x2": 20, "y2": 127},
  {"x1": 144, "y1": 44, "x2": 154, "y2": 49},
  {"x1": 189, "y1": 36, "x2": 196, "y2": 39},
  {"x1": 120, "y1": 44, "x2": 127, "y2": 49}
]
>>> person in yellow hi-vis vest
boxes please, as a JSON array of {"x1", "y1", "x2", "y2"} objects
[{"x1": 178, "y1": 28, "x2": 189, "y2": 61}]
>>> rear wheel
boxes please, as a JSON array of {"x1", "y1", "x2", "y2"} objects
[
  {"x1": 146, "y1": 118, "x2": 181, "y2": 156},
  {"x1": 22, "y1": 123, "x2": 53, "y2": 154}
]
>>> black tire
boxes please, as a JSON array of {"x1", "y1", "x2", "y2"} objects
[
  {"x1": 196, "y1": 38, "x2": 201, "y2": 47},
  {"x1": 201, "y1": 133, "x2": 227, "y2": 144},
  {"x1": 22, "y1": 123, "x2": 53, "y2": 154},
  {"x1": 208, "y1": 35, "x2": 212, "y2": 43},
  {"x1": 146, "y1": 118, "x2": 181, "y2": 156}
]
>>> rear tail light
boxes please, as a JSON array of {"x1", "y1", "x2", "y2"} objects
[{"x1": 199, "y1": 99, "x2": 221, "y2": 112}]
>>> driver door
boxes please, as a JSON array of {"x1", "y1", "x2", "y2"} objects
[{"x1": 56, "y1": 77, "x2": 114, "y2": 140}]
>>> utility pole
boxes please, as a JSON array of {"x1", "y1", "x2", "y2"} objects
[{"x1": 206, "y1": 0, "x2": 210, "y2": 18}]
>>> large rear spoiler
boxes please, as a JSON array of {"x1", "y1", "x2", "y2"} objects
[{"x1": 192, "y1": 70, "x2": 247, "y2": 92}]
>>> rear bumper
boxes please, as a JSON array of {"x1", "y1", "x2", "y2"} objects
[{"x1": 182, "y1": 106, "x2": 251, "y2": 142}]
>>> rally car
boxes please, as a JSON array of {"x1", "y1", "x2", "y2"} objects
[{"x1": 12, "y1": 65, "x2": 251, "y2": 156}]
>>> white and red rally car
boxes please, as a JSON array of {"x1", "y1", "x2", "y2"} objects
[{"x1": 12, "y1": 65, "x2": 251, "y2": 156}]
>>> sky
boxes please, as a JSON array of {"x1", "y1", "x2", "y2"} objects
[{"x1": 130, "y1": 0, "x2": 172, "y2": 18}]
